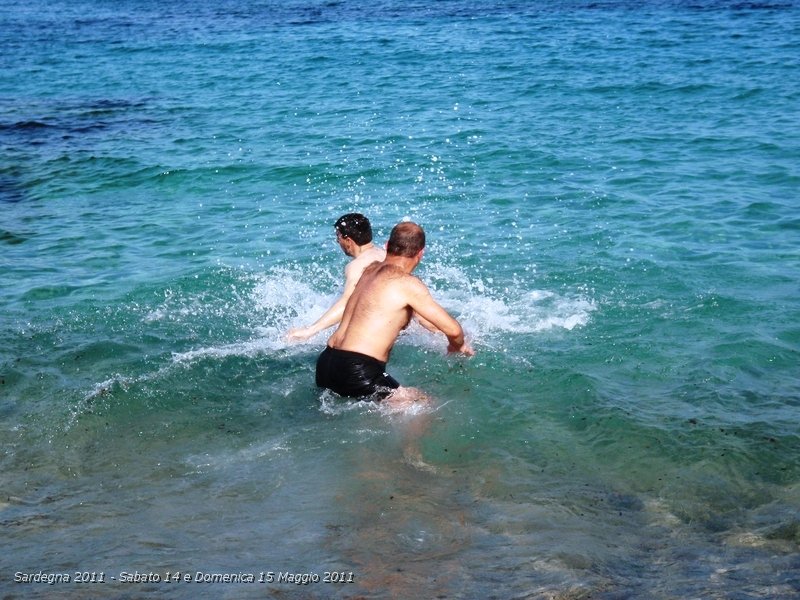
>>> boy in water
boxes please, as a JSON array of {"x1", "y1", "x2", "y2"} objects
[{"x1": 287, "y1": 213, "x2": 385, "y2": 341}]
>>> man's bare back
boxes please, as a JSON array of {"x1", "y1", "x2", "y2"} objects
[{"x1": 327, "y1": 261, "x2": 417, "y2": 362}]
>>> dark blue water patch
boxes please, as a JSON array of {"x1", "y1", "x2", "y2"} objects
[
  {"x1": 0, "y1": 120, "x2": 51, "y2": 131},
  {"x1": 0, "y1": 174, "x2": 28, "y2": 203},
  {"x1": 775, "y1": 217, "x2": 800, "y2": 230},
  {"x1": 0, "y1": 230, "x2": 28, "y2": 244},
  {"x1": 0, "y1": 97, "x2": 159, "y2": 153},
  {"x1": 729, "y1": 1, "x2": 796, "y2": 10},
  {"x1": 742, "y1": 200, "x2": 787, "y2": 218},
  {"x1": 21, "y1": 155, "x2": 159, "y2": 198},
  {"x1": 79, "y1": 98, "x2": 150, "y2": 115},
  {"x1": 0, "y1": 121, "x2": 53, "y2": 148},
  {"x1": 273, "y1": 0, "x2": 538, "y2": 25},
  {"x1": 682, "y1": 0, "x2": 796, "y2": 10}
]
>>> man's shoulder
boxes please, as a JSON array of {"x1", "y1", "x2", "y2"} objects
[
  {"x1": 384, "y1": 269, "x2": 425, "y2": 292},
  {"x1": 358, "y1": 263, "x2": 411, "y2": 290}
]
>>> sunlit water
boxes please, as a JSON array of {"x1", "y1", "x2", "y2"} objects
[{"x1": 2, "y1": 1, "x2": 799, "y2": 598}]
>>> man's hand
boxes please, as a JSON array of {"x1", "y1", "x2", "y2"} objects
[{"x1": 447, "y1": 340, "x2": 475, "y2": 356}]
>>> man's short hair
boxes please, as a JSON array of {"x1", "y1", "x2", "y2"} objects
[
  {"x1": 334, "y1": 213, "x2": 372, "y2": 246},
  {"x1": 387, "y1": 221, "x2": 425, "y2": 258}
]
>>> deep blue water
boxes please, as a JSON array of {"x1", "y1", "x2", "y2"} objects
[{"x1": 2, "y1": 1, "x2": 799, "y2": 598}]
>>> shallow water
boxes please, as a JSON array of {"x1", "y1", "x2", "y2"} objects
[{"x1": 2, "y1": 0, "x2": 799, "y2": 598}]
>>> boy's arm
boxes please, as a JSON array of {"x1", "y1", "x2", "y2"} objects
[{"x1": 286, "y1": 261, "x2": 361, "y2": 341}]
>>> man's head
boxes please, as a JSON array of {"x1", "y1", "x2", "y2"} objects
[
  {"x1": 387, "y1": 221, "x2": 425, "y2": 258},
  {"x1": 334, "y1": 213, "x2": 373, "y2": 246}
]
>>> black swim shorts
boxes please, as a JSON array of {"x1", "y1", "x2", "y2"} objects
[{"x1": 316, "y1": 346, "x2": 400, "y2": 400}]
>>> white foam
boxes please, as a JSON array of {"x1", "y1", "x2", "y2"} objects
[
  {"x1": 201, "y1": 264, "x2": 594, "y2": 359},
  {"x1": 84, "y1": 374, "x2": 136, "y2": 400},
  {"x1": 167, "y1": 267, "x2": 344, "y2": 365},
  {"x1": 249, "y1": 267, "x2": 343, "y2": 341},
  {"x1": 250, "y1": 267, "x2": 335, "y2": 315},
  {"x1": 143, "y1": 288, "x2": 213, "y2": 323},
  {"x1": 376, "y1": 398, "x2": 436, "y2": 418},
  {"x1": 249, "y1": 263, "x2": 597, "y2": 354},
  {"x1": 171, "y1": 334, "x2": 282, "y2": 364},
  {"x1": 421, "y1": 262, "x2": 596, "y2": 341},
  {"x1": 318, "y1": 391, "x2": 377, "y2": 416},
  {"x1": 431, "y1": 285, "x2": 595, "y2": 340}
]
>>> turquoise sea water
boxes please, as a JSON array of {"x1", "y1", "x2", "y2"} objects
[{"x1": 2, "y1": 1, "x2": 799, "y2": 597}]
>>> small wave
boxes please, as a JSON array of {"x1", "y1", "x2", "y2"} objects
[
  {"x1": 171, "y1": 334, "x2": 284, "y2": 365},
  {"x1": 0, "y1": 230, "x2": 28, "y2": 245},
  {"x1": 0, "y1": 120, "x2": 51, "y2": 131},
  {"x1": 68, "y1": 368, "x2": 172, "y2": 432},
  {"x1": 184, "y1": 438, "x2": 291, "y2": 473},
  {"x1": 80, "y1": 366, "x2": 173, "y2": 404},
  {"x1": 83, "y1": 374, "x2": 138, "y2": 401}
]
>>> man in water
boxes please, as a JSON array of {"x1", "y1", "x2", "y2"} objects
[
  {"x1": 287, "y1": 213, "x2": 385, "y2": 342},
  {"x1": 316, "y1": 221, "x2": 474, "y2": 407}
]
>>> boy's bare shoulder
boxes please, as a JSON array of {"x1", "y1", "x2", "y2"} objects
[{"x1": 352, "y1": 247, "x2": 384, "y2": 268}]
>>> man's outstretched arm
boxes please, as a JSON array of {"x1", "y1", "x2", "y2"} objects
[{"x1": 407, "y1": 281, "x2": 474, "y2": 356}]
